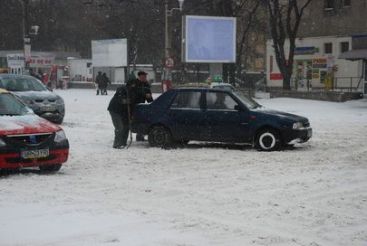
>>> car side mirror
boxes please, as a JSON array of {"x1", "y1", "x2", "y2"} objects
[{"x1": 234, "y1": 105, "x2": 242, "y2": 111}]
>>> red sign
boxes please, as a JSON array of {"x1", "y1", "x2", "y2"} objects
[
  {"x1": 29, "y1": 56, "x2": 55, "y2": 67},
  {"x1": 270, "y1": 73, "x2": 283, "y2": 80}
]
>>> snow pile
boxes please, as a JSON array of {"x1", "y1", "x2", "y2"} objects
[{"x1": 0, "y1": 89, "x2": 366, "y2": 246}]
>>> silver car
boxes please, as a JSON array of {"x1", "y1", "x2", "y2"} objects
[{"x1": 0, "y1": 74, "x2": 65, "y2": 124}]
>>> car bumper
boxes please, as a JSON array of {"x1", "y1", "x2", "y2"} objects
[
  {"x1": 39, "y1": 112, "x2": 64, "y2": 123},
  {"x1": 32, "y1": 105, "x2": 65, "y2": 123},
  {"x1": 0, "y1": 148, "x2": 69, "y2": 169},
  {"x1": 282, "y1": 127, "x2": 312, "y2": 144}
]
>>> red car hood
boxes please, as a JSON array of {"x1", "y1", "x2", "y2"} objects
[{"x1": 0, "y1": 114, "x2": 61, "y2": 136}]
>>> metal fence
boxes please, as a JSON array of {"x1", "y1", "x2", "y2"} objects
[{"x1": 291, "y1": 76, "x2": 364, "y2": 93}]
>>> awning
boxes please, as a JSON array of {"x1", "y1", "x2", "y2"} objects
[{"x1": 339, "y1": 49, "x2": 367, "y2": 60}]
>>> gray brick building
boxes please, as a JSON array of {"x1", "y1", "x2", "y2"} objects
[{"x1": 266, "y1": 0, "x2": 367, "y2": 94}]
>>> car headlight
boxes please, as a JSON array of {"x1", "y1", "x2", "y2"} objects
[
  {"x1": 0, "y1": 138, "x2": 6, "y2": 147},
  {"x1": 54, "y1": 130, "x2": 67, "y2": 142},
  {"x1": 292, "y1": 122, "x2": 303, "y2": 130}
]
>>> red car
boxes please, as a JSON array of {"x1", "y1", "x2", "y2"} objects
[{"x1": 0, "y1": 89, "x2": 69, "y2": 172}]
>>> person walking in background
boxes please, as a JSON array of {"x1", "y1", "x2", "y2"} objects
[
  {"x1": 127, "y1": 71, "x2": 153, "y2": 141},
  {"x1": 102, "y1": 73, "x2": 110, "y2": 95},
  {"x1": 95, "y1": 71, "x2": 103, "y2": 95}
]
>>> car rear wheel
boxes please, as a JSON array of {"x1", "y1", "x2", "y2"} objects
[
  {"x1": 39, "y1": 164, "x2": 62, "y2": 173},
  {"x1": 148, "y1": 126, "x2": 172, "y2": 148},
  {"x1": 255, "y1": 128, "x2": 281, "y2": 151}
]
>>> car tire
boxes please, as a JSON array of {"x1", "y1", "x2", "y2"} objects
[
  {"x1": 148, "y1": 126, "x2": 172, "y2": 148},
  {"x1": 255, "y1": 128, "x2": 281, "y2": 151},
  {"x1": 39, "y1": 164, "x2": 62, "y2": 173}
]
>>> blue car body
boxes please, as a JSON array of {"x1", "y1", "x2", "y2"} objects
[{"x1": 131, "y1": 88, "x2": 312, "y2": 148}]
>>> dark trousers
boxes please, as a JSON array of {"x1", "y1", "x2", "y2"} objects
[
  {"x1": 110, "y1": 111, "x2": 130, "y2": 147},
  {"x1": 97, "y1": 87, "x2": 107, "y2": 95}
]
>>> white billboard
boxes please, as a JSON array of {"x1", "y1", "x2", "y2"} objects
[
  {"x1": 184, "y1": 15, "x2": 236, "y2": 63},
  {"x1": 92, "y1": 39, "x2": 128, "y2": 67}
]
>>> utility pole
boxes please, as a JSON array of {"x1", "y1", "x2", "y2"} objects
[
  {"x1": 22, "y1": 0, "x2": 31, "y2": 74},
  {"x1": 165, "y1": 0, "x2": 170, "y2": 61},
  {"x1": 162, "y1": 0, "x2": 184, "y2": 92}
]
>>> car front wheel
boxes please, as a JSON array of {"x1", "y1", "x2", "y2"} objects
[
  {"x1": 148, "y1": 126, "x2": 172, "y2": 148},
  {"x1": 255, "y1": 129, "x2": 281, "y2": 151}
]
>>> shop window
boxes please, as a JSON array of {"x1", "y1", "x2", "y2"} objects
[
  {"x1": 324, "y1": 43, "x2": 333, "y2": 54},
  {"x1": 340, "y1": 42, "x2": 350, "y2": 53},
  {"x1": 324, "y1": 0, "x2": 335, "y2": 10}
]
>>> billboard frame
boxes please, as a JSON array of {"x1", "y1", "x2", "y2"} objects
[
  {"x1": 183, "y1": 15, "x2": 237, "y2": 63},
  {"x1": 91, "y1": 38, "x2": 128, "y2": 68}
]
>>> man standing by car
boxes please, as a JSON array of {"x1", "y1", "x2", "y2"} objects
[
  {"x1": 108, "y1": 85, "x2": 131, "y2": 149},
  {"x1": 127, "y1": 71, "x2": 153, "y2": 141}
]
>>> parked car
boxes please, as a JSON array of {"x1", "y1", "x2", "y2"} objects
[
  {"x1": 131, "y1": 88, "x2": 312, "y2": 151},
  {"x1": 0, "y1": 74, "x2": 65, "y2": 124},
  {"x1": 0, "y1": 89, "x2": 69, "y2": 172}
]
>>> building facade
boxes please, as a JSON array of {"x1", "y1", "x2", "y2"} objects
[{"x1": 266, "y1": 0, "x2": 367, "y2": 94}]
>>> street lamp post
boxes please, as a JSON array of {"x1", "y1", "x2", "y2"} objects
[
  {"x1": 21, "y1": 0, "x2": 39, "y2": 74},
  {"x1": 21, "y1": 0, "x2": 31, "y2": 73},
  {"x1": 163, "y1": 0, "x2": 184, "y2": 92}
]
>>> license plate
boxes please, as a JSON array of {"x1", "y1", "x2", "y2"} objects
[
  {"x1": 42, "y1": 105, "x2": 56, "y2": 112},
  {"x1": 307, "y1": 128, "x2": 313, "y2": 137},
  {"x1": 21, "y1": 149, "x2": 49, "y2": 160}
]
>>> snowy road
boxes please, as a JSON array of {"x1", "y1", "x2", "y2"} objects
[{"x1": 1, "y1": 89, "x2": 367, "y2": 246}]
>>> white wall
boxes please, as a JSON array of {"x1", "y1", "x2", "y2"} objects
[{"x1": 68, "y1": 59, "x2": 92, "y2": 82}]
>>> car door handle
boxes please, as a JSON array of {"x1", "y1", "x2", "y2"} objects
[{"x1": 240, "y1": 123, "x2": 249, "y2": 125}]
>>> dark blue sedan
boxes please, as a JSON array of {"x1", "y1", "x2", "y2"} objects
[{"x1": 131, "y1": 88, "x2": 312, "y2": 151}]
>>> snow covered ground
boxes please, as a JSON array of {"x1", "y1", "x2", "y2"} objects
[{"x1": 1, "y1": 89, "x2": 367, "y2": 246}]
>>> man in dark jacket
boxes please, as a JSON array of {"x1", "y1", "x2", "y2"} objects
[
  {"x1": 127, "y1": 71, "x2": 153, "y2": 141},
  {"x1": 95, "y1": 71, "x2": 103, "y2": 95},
  {"x1": 107, "y1": 85, "x2": 132, "y2": 149},
  {"x1": 101, "y1": 73, "x2": 110, "y2": 95}
]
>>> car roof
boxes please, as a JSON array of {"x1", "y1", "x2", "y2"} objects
[
  {"x1": 0, "y1": 74, "x2": 35, "y2": 79},
  {"x1": 172, "y1": 88, "x2": 233, "y2": 93},
  {"x1": 211, "y1": 82, "x2": 233, "y2": 87}
]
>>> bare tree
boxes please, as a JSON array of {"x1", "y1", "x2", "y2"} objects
[{"x1": 266, "y1": 0, "x2": 313, "y2": 90}]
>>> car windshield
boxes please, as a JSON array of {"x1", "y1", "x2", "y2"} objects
[
  {"x1": 232, "y1": 91, "x2": 261, "y2": 109},
  {"x1": 0, "y1": 77, "x2": 47, "y2": 92},
  {"x1": 0, "y1": 94, "x2": 30, "y2": 116}
]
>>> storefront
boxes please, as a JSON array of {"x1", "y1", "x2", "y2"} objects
[{"x1": 266, "y1": 36, "x2": 361, "y2": 91}]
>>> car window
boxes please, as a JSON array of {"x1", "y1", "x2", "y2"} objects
[
  {"x1": 0, "y1": 77, "x2": 47, "y2": 92},
  {"x1": 206, "y1": 92, "x2": 238, "y2": 111},
  {"x1": 0, "y1": 94, "x2": 29, "y2": 116},
  {"x1": 170, "y1": 92, "x2": 202, "y2": 109},
  {"x1": 232, "y1": 91, "x2": 260, "y2": 109}
]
